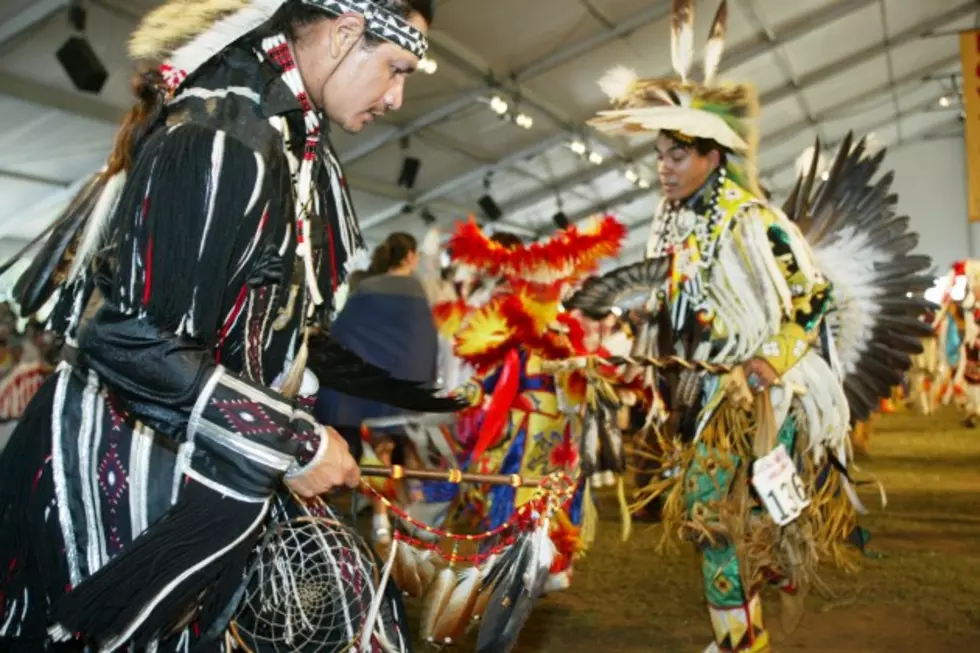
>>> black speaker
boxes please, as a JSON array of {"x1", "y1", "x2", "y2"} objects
[
  {"x1": 398, "y1": 156, "x2": 421, "y2": 189},
  {"x1": 477, "y1": 194, "x2": 502, "y2": 221},
  {"x1": 57, "y1": 36, "x2": 108, "y2": 94}
]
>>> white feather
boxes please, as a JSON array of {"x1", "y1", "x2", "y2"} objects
[
  {"x1": 527, "y1": 519, "x2": 555, "y2": 588},
  {"x1": 597, "y1": 66, "x2": 638, "y2": 104},
  {"x1": 169, "y1": 2, "x2": 283, "y2": 83},
  {"x1": 808, "y1": 227, "x2": 890, "y2": 377},
  {"x1": 67, "y1": 171, "x2": 127, "y2": 283},
  {"x1": 794, "y1": 145, "x2": 827, "y2": 180},
  {"x1": 861, "y1": 132, "x2": 883, "y2": 158},
  {"x1": 703, "y1": 39, "x2": 724, "y2": 85},
  {"x1": 671, "y1": 6, "x2": 694, "y2": 82}
]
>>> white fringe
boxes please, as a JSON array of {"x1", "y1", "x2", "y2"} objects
[{"x1": 67, "y1": 170, "x2": 127, "y2": 283}]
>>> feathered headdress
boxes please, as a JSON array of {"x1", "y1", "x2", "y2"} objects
[
  {"x1": 129, "y1": 0, "x2": 429, "y2": 93},
  {"x1": 447, "y1": 215, "x2": 627, "y2": 287},
  {"x1": 588, "y1": 1, "x2": 761, "y2": 195}
]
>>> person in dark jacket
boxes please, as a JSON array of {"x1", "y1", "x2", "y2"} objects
[{"x1": 315, "y1": 232, "x2": 439, "y2": 540}]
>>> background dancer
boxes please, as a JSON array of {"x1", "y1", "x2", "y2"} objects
[{"x1": 581, "y1": 2, "x2": 933, "y2": 649}]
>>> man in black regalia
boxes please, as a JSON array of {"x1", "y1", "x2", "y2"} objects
[{"x1": 0, "y1": 1, "x2": 454, "y2": 651}]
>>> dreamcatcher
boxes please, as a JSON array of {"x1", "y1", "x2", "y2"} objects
[
  {"x1": 230, "y1": 501, "x2": 411, "y2": 653},
  {"x1": 224, "y1": 462, "x2": 573, "y2": 653}
]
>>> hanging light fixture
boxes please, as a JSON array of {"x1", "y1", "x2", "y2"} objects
[{"x1": 489, "y1": 95, "x2": 509, "y2": 115}]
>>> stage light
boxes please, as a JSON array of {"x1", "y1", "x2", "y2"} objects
[
  {"x1": 397, "y1": 156, "x2": 421, "y2": 189},
  {"x1": 624, "y1": 168, "x2": 639, "y2": 183},
  {"x1": 418, "y1": 57, "x2": 438, "y2": 74},
  {"x1": 820, "y1": 170, "x2": 830, "y2": 181},
  {"x1": 569, "y1": 140, "x2": 587, "y2": 155},
  {"x1": 638, "y1": 178, "x2": 651, "y2": 189},
  {"x1": 588, "y1": 151, "x2": 603, "y2": 165},
  {"x1": 478, "y1": 194, "x2": 503, "y2": 221},
  {"x1": 515, "y1": 113, "x2": 533, "y2": 129},
  {"x1": 553, "y1": 211, "x2": 569, "y2": 229},
  {"x1": 420, "y1": 207, "x2": 437, "y2": 224},
  {"x1": 939, "y1": 95, "x2": 950, "y2": 108},
  {"x1": 490, "y1": 96, "x2": 509, "y2": 115},
  {"x1": 57, "y1": 36, "x2": 107, "y2": 94}
]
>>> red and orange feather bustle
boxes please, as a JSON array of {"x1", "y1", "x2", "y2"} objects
[
  {"x1": 447, "y1": 214, "x2": 627, "y2": 372},
  {"x1": 448, "y1": 215, "x2": 626, "y2": 286},
  {"x1": 433, "y1": 297, "x2": 469, "y2": 339}
]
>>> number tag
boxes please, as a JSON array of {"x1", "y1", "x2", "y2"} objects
[{"x1": 751, "y1": 443, "x2": 810, "y2": 526}]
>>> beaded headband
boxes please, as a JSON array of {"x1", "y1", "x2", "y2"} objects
[{"x1": 303, "y1": 0, "x2": 429, "y2": 59}]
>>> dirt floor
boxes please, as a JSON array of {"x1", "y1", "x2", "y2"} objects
[{"x1": 409, "y1": 407, "x2": 980, "y2": 652}]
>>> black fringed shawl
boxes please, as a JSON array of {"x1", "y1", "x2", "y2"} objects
[{"x1": 0, "y1": 41, "x2": 360, "y2": 651}]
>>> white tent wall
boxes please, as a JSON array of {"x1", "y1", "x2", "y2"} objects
[{"x1": 888, "y1": 135, "x2": 973, "y2": 273}]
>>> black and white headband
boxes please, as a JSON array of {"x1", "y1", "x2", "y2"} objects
[{"x1": 303, "y1": 0, "x2": 429, "y2": 59}]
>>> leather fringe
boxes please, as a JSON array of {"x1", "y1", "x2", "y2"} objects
[{"x1": 49, "y1": 481, "x2": 269, "y2": 651}]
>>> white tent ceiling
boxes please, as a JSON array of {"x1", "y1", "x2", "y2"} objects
[{"x1": 0, "y1": 0, "x2": 976, "y2": 265}]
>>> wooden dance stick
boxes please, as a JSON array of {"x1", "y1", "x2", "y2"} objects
[
  {"x1": 541, "y1": 354, "x2": 733, "y2": 374},
  {"x1": 360, "y1": 464, "x2": 542, "y2": 487}
]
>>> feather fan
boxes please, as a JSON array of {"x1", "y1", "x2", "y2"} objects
[{"x1": 565, "y1": 257, "x2": 672, "y2": 314}]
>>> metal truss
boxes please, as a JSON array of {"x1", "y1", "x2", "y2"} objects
[{"x1": 363, "y1": 0, "x2": 933, "y2": 230}]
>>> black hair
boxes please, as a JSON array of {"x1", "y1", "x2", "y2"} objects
[
  {"x1": 580, "y1": 307, "x2": 612, "y2": 322},
  {"x1": 373, "y1": 0, "x2": 434, "y2": 27},
  {"x1": 489, "y1": 231, "x2": 523, "y2": 250},
  {"x1": 368, "y1": 232, "x2": 418, "y2": 275},
  {"x1": 278, "y1": 0, "x2": 434, "y2": 46}
]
